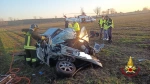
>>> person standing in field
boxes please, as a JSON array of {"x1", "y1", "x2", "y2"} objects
[
  {"x1": 23, "y1": 24, "x2": 46, "y2": 67},
  {"x1": 65, "y1": 20, "x2": 69, "y2": 28},
  {"x1": 103, "y1": 15, "x2": 114, "y2": 43},
  {"x1": 98, "y1": 15, "x2": 105, "y2": 39},
  {"x1": 72, "y1": 20, "x2": 81, "y2": 37},
  {"x1": 64, "y1": 15, "x2": 69, "y2": 28},
  {"x1": 103, "y1": 24, "x2": 109, "y2": 41}
]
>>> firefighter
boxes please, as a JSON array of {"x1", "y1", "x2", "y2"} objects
[
  {"x1": 72, "y1": 20, "x2": 80, "y2": 37},
  {"x1": 103, "y1": 15, "x2": 114, "y2": 43},
  {"x1": 98, "y1": 15, "x2": 105, "y2": 39},
  {"x1": 24, "y1": 24, "x2": 46, "y2": 67}
]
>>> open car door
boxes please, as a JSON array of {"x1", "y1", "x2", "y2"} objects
[{"x1": 79, "y1": 27, "x2": 89, "y2": 43}]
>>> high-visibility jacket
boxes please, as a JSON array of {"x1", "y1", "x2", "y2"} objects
[
  {"x1": 103, "y1": 18, "x2": 114, "y2": 30},
  {"x1": 73, "y1": 22, "x2": 80, "y2": 31},
  {"x1": 24, "y1": 29, "x2": 42, "y2": 50},
  {"x1": 99, "y1": 18, "x2": 104, "y2": 28}
]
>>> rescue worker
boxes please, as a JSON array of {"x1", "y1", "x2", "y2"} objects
[
  {"x1": 65, "y1": 20, "x2": 69, "y2": 28},
  {"x1": 64, "y1": 15, "x2": 69, "y2": 28},
  {"x1": 103, "y1": 15, "x2": 114, "y2": 43},
  {"x1": 24, "y1": 24, "x2": 46, "y2": 67},
  {"x1": 98, "y1": 15, "x2": 105, "y2": 39},
  {"x1": 72, "y1": 20, "x2": 80, "y2": 37}
]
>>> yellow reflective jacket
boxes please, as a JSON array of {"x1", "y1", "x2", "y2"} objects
[
  {"x1": 24, "y1": 29, "x2": 42, "y2": 50},
  {"x1": 99, "y1": 18, "x2": 104, "y2": 28},
  {"x1": 73, "y1": 22, "x2": 80, "y2": 31},
  {"x1": 24, "y1": 31, "x2": 36, "y2": 50},
  {"x1": 103, "y1": 18, "x2": 114, "y2": 30}
]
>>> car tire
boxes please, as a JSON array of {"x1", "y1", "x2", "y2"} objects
[{"x1": 56, "y1": 61, "x2": 76, "y2": 76}]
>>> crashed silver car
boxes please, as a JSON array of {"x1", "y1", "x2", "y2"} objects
[{"x1": 36, "y1": 27, "x2": 103, "y2": 76}]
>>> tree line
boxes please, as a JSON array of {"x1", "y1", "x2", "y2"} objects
[{"x1": 0, "y1": 7, "x2": 149, "y2": 27}]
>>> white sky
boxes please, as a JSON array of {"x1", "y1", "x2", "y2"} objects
[{"x1": 0, "y1": 0, "x2": 149, "y2": 20}]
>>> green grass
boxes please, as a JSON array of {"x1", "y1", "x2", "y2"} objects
[
  {"x1": 0, "y1": 12, "x2": 150, "y2": 84},
  {"x1": 0, "y1": 38, "x2": 12, "y2": 74}
]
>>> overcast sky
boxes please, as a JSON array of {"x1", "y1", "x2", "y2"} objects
[{"x1": 0, "y1": 0, "x2": 149, "y2": 20}]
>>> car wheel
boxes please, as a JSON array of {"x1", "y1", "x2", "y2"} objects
[{"x1": 56, "y1": 61, "x2": 76, "y2": 76}]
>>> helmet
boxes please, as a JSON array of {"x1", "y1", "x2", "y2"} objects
[{"x1": 30, "y1": 24, "x2": 38, "y2": 30}]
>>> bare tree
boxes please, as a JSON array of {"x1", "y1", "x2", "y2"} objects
[
  {"x1": 39, "y1": 17, "x2": 43, "y2": 19},
  {"x1": 16, "y1": 18, "x2": 19, "y2": 20},
  {"x1": 0, "y1": 18, "x2": 3, "y2": 25},
  {"x1": 106, "y1": 9, "x2": 110, "y2": 15},
  {"x1": 55, "y1": 16, "x2": 57, "y2": 18},
  {"x1": 33, "y1": 16, "x2": 36, "y2": 19},
  {"x1": 81, "y1": 7, "x2": 86, "y2": 15},
  {"x1": 102, "y1": 11, "x2": 106, "y2": 15},
  {"x1": 9, "y1": 17, "x2": 13, "y2": 21},
  {"x1": 110, "y1": 8, "x2": 116, "y2": 14},
  {"x1": 94, "y1": 7, "x2": 101, "y2": 17},
  {"x1": 0, "y1": 18, "x2": 8, "y2": 26},
  {"x1": 142, "y1": 7, "x2": 149, "y2": 11},
  {"x1": 0, "y1": 18, "x2": 3, "y2": 22}
]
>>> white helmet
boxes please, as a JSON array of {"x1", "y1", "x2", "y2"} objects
[{"x1": 29, "y1": 24, "x2": 38, "y2": 30}]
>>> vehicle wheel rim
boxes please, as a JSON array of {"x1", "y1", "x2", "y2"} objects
[{"x1": 59, "y1": 61, "x2": 74, "y2": 72}]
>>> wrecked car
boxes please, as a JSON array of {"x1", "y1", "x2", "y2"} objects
[{"x1": 36, "y1": 27, "x2": 103, "y2": 76}]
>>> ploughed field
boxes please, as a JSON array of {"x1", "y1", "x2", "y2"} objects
[{"x1": 0, "y1": 12, "x2": 150, "y2": 84}]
